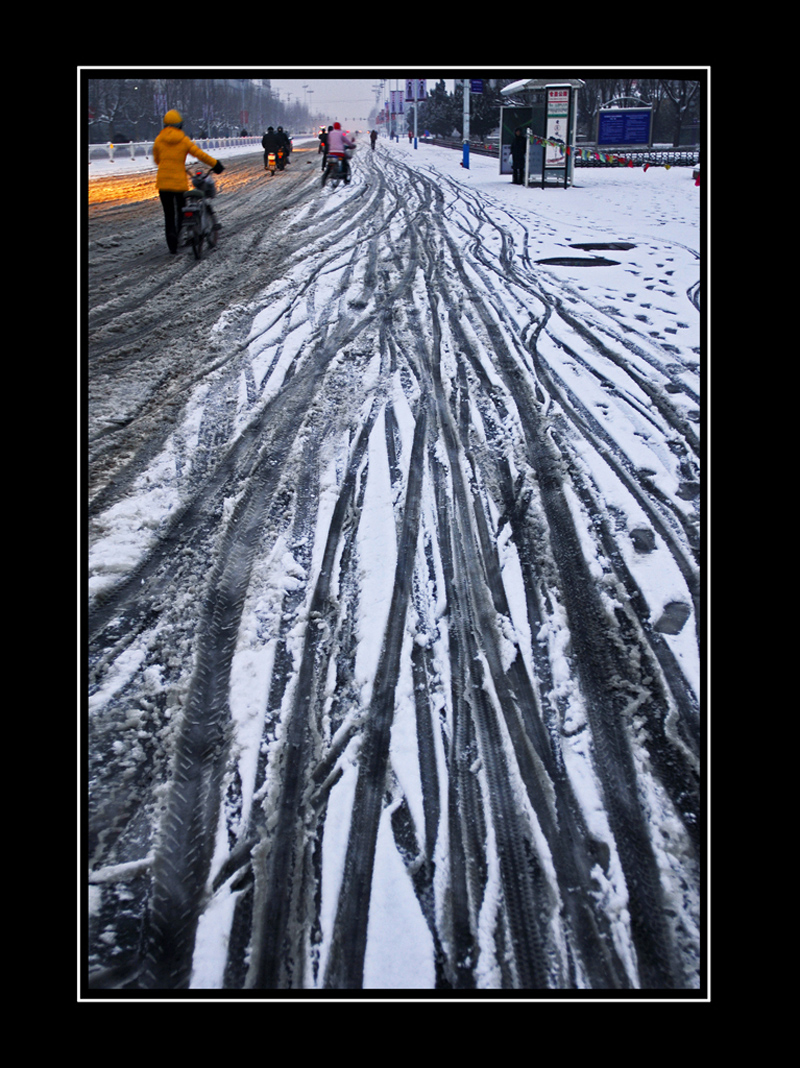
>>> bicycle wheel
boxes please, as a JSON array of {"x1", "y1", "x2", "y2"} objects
[
  {"x1": 205, "y1": 207, "x2": 218, "y2": 251},
  {"x1": 192, "y1": 207, "x2": 209, "y2": 259}
]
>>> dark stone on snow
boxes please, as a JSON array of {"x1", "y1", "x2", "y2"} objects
[{"x1": 654, "y1": 601, "x2": 691, "y2": 635}]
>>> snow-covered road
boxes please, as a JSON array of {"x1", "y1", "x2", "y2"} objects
[{"x1": 85, "y1": 138, "x2": 703, "y2": 995}]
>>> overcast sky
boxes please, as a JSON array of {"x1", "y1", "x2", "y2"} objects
[{"x1": 268, "y1": 75, "x2": 458, "y2": 126}]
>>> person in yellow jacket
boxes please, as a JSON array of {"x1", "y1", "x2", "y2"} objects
[{"x1": 153, "y1": 109, "x2": 225, "y2": 253}]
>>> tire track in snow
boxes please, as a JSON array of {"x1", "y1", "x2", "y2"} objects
[
  {"x1": 246, "y1": 400, "x2": 381, "y2": 988},
  {"x1": 322, "y1": 406, "x2": 428, "y2": 989},
  {"x1": 409, "y1": 211, "x2": 634, "y2": 989}
]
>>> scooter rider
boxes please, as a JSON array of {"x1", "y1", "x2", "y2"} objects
[
  {"x1": 324, "y1": 122, "x2": 355, "y2": 184},
  {"x1": 262, "y1": 126, "x2": 280, "y2": 169},
  {"x1": 153, "y1": 109, "x2": 224, "y2": 253},
  {"x1": 276, "y1": 126, "x2": 291, "y2": 164}
]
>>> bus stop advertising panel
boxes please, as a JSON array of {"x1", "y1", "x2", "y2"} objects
[{"x1": 500, "y1": 84, "x2": 577, "y2": 187}]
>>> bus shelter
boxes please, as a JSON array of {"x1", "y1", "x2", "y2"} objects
[{"x1": 500, "y1": 79, "x2": 583, "y2": 188}]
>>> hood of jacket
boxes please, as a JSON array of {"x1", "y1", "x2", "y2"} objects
[{"x1": 159, "y1": 125, "x2": 186, "y2": 144}]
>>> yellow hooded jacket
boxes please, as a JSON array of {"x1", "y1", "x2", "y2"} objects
[{"x1": 152, "y1": 125, "x2": 219, "y2": 192}]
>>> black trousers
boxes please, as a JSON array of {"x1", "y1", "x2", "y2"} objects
[{"x1": 159, "y1": 190, "x2": 185, "y2": 252}]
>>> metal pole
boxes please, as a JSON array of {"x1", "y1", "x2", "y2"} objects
[
  {"x1": 414, "y1": 79, "x2": 419, "y2": 148},
  {"x1": 463, "y1": 80, "x2": 470, "y2": 169}
]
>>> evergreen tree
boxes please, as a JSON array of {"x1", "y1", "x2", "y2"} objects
[
  {"x1": 461, "y1": 80, "x2": 507, "y2": 141},
  {"x1": 419, "y1": 79, "x2": 458, "y2": 137}
]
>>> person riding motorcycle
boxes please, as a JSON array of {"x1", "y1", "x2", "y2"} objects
[
  {"x1": 262, "y1": 126, "x2": 280, "y2": 170},
  {"x1": 276, "y1": 126, "x2": 291, "y2": 166},
  {"x1": 323, "y1": 122, "x2": 355, "y2": 185},
  {"x1": 153, "y1": 109, "x2": 224, "y2": 253}
]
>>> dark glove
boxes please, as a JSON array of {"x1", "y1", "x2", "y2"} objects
[{"x1": 213, "y1": 161, "x2": 225, "y2": 174}]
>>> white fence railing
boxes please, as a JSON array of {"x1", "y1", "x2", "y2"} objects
[{"x1": 88, "y1": 136, "x2": 262, "y2": 165}]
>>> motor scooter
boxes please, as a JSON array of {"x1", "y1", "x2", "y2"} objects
[
  {"x1": 266, "y1": 147, "x2": 286, "y2": 175},
  {"x1": 322, "y1": 146, "x2": 355, "y2": 189}
]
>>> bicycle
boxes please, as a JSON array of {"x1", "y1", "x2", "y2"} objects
[{"x1": 181, "y1": 166, "x2": 219, "y2": 259}]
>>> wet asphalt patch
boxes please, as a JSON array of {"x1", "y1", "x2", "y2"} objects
[
  {"x1": 537, "y1": 242, "x2": 637, "y2": 267},
  {"x1": 537, "y1": 257, "x2": 621, "y2": 266},
  {"x1": 570, "y1": 242, "x2": 637, "y2": 251}
]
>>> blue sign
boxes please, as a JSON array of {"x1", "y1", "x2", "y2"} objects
[
  {"x1": 597, "y1": 108, "x2": 652, "y2": 146},
  {"x1": 470, "y1": 79, "x2": 483, "y2": 94}
]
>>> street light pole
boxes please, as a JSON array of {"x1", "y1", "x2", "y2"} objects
[
  {"x1": 463, "y1": 79, "x2": 470, "y2": 169},
  {"x1": 414, "y1": 78, "x2": 418, "y2": 149}
]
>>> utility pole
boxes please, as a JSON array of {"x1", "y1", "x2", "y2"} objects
[
  {"x1": 413, "y1": 78, "x2": 418, "y2": 149},
  {"x1": 462, "y1": 79, "x2": 470, "y2": 168}
]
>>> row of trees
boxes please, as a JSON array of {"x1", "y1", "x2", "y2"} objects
[
  {"x1": 400, "y1": 77, "x2": 701, "y2": 147},
  {"x1": 87, "y1": 75, "x2": 702, "y2": 148},
  {"x1": 87, "y1": 78, "x2": 318, "y2": 143}
]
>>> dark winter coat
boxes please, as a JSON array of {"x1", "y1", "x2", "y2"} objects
[{"x1": 511, "y1": 132, "x2": 527, "y2": 165}]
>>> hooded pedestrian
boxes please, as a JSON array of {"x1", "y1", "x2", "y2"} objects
[{"x1": 152, "y1": 109, "x2": 224, "y2": 253}]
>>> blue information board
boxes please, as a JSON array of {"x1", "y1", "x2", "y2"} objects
[{"x1": 597, "y1": 108, "x2": 652, "y2": 146}]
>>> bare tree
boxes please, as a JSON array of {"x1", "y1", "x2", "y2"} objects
[{"x1": 659, "y1": 78, "x2": 701, "y2": 146}]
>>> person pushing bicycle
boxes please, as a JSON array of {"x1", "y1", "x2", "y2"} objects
[{"x1": 153, "y1": 109, "x2": 225, "y2": 253}]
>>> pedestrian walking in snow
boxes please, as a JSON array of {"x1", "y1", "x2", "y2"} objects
[{"x1": 320, "y1": 126, "x2": 333, "y2": 171}]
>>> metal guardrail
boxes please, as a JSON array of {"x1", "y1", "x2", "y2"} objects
[
  {"x1": 418, "y1": 137, "x2": 699, "y2": 167},
  {"x1": 420, "y1": 137, "x2": 499, "y2": 157},
  {"x1": 576, "y1": 147, "x2": 700, "y2": 167},
  {"x1": 88, "y1": 136, "x2": 262, "y2": 164}
]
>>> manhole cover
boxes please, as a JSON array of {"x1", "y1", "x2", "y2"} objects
[
  {"x1": 570, "y1": 242, "x2": 637, "y2": 251},
  {"x1": 537, "y1": 257, "x2": 620, "y2": 267}
]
